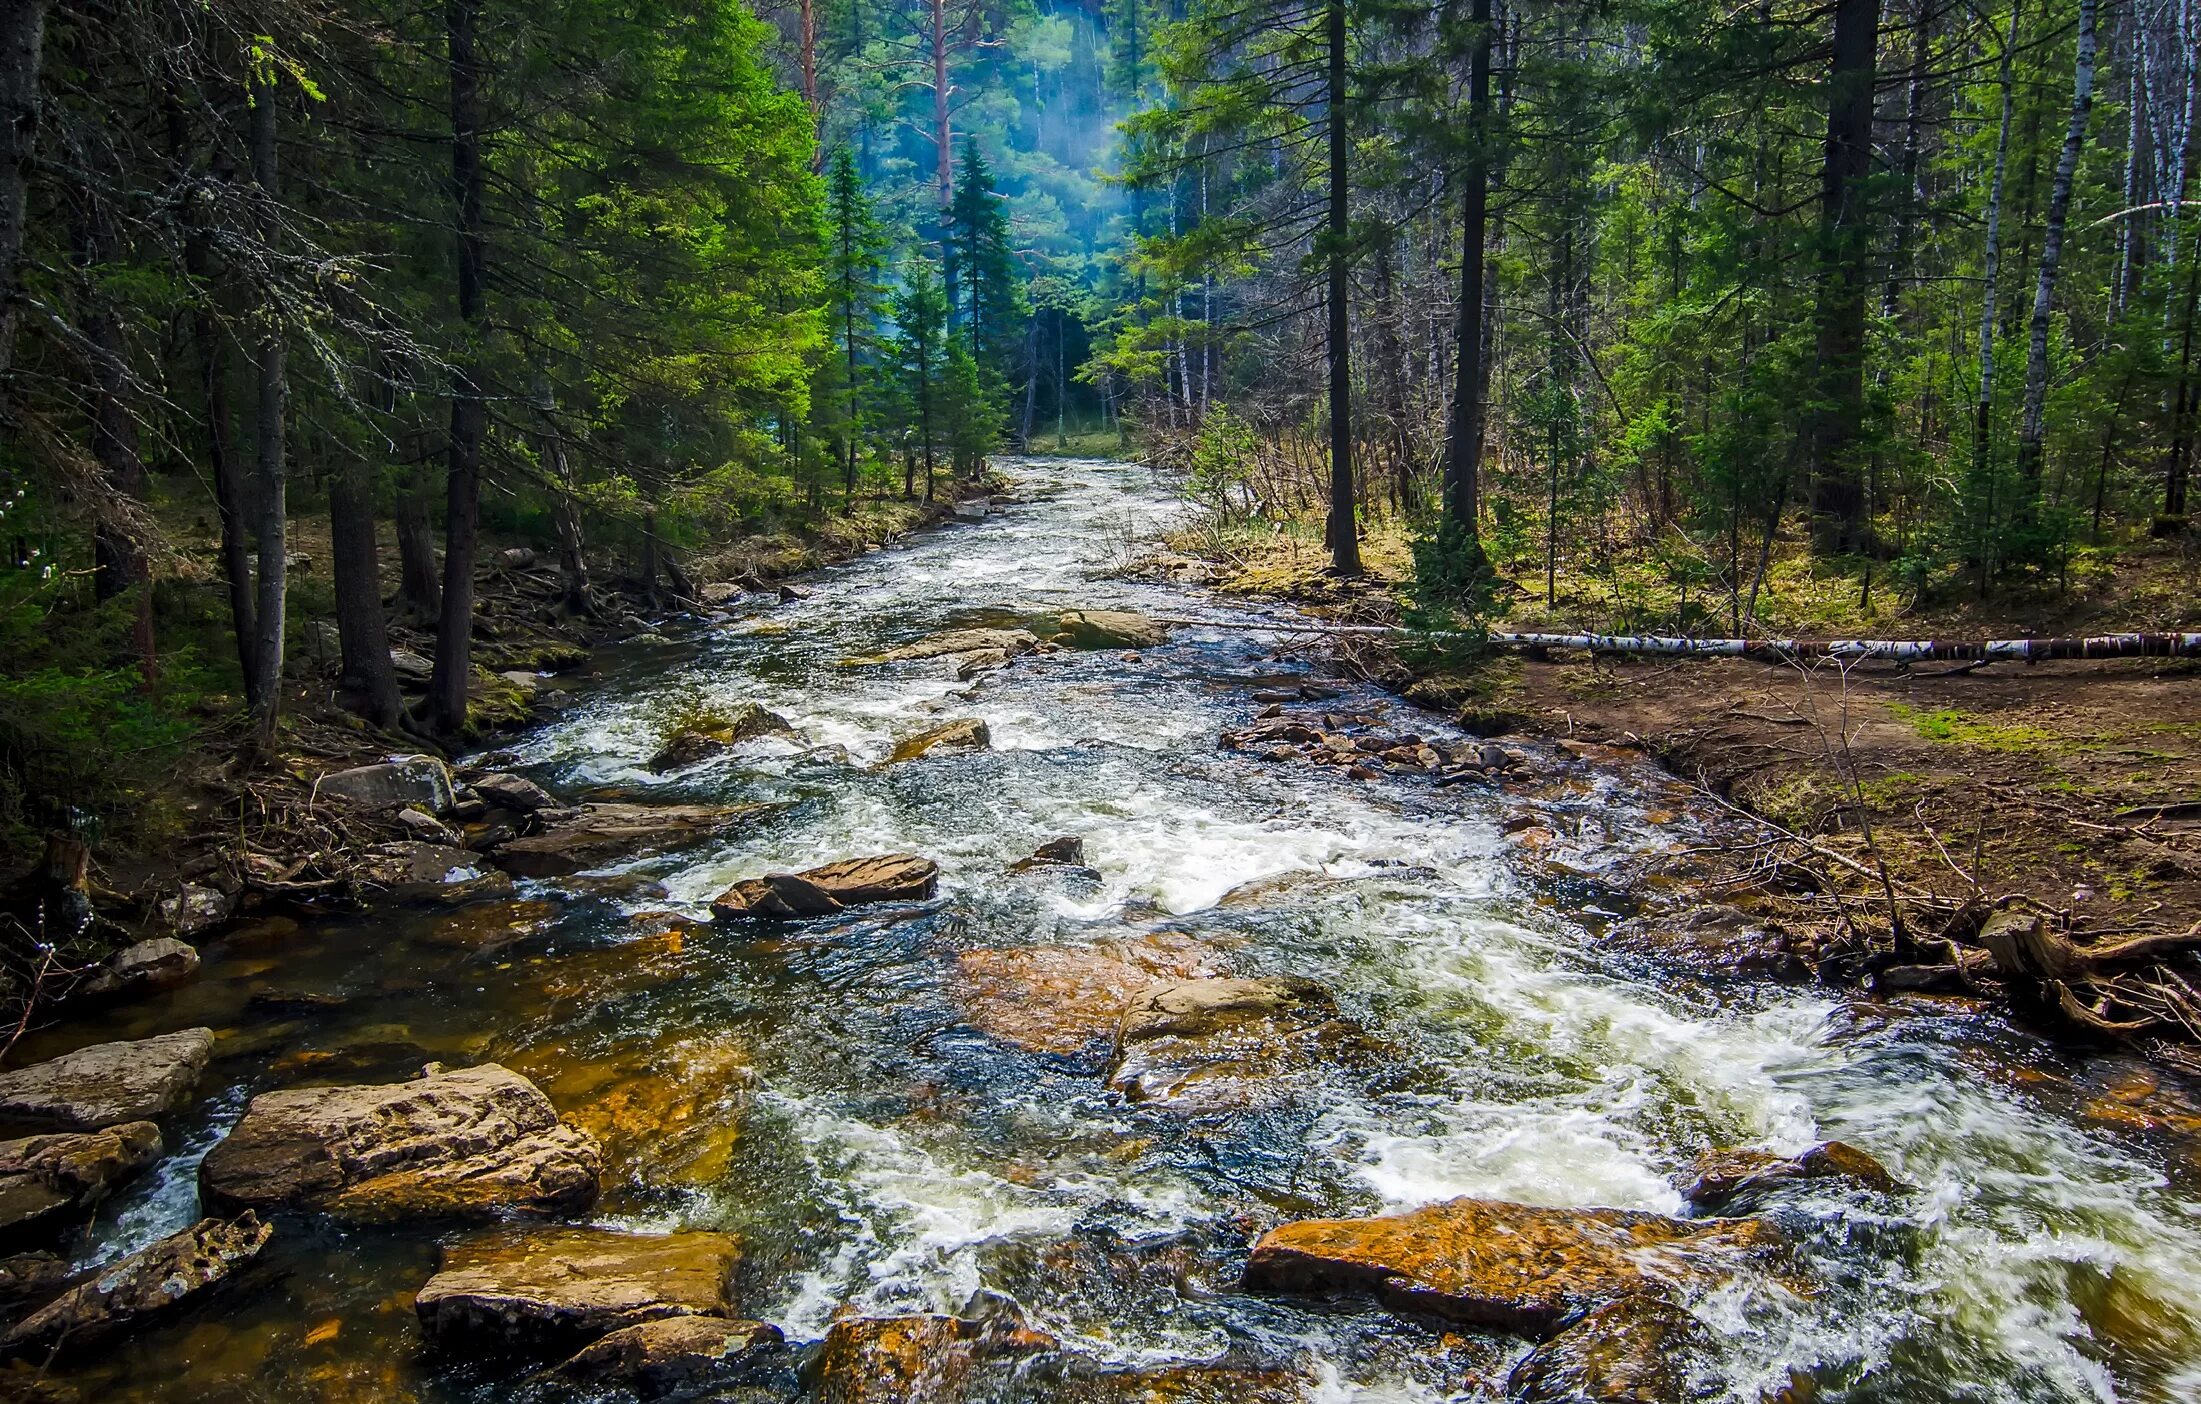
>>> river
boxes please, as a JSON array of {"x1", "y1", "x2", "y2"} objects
[{"x1": 37, "y1": 458, "x2": 2201, "y2": 1402}]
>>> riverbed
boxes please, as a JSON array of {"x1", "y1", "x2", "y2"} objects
[{"x1": 32, "y1": 458, "x2": 2201, "y2": 1402}]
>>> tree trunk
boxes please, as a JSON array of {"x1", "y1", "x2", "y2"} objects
[
  {"x1": 1805, "y1": 0, "x2": 1881, "y2": 555},
  {"x1": 247, "y1": 71, "x2": 288, "y2": 751},
  {"x1": 2013, "y1": 0, "x2": 2098, "y2": 499},
  {"x1": 328, "y1": 462, "x2": 405, "y2": 730},
  {"x1": 1972, "y1": 0, "x2": 2020, "y2": 590},
  {"x1": 800, "y1": 0, "x2": 820, "y2": 168},
  {"x1": 932, "y1": 0, "x2": 955, "y2": 324},
  {"x1": 1322, "y1": 0, "x2": 1361, "y2": 576},
  {"x1": 395, "y1": 489, "x2": 442, "y2": 616},
  {"x1": 432, "y1": 0, "x2": 487, "y2": 738},
  {"x1": 0, "y1": 0, "x2": 46, "y2": 387},
  {"x1": 1441, "y1": 0, "x2": 1492, "y2": 546}
]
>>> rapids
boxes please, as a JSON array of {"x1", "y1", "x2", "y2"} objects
[{"x1": 31, "y1": 458, "x2": 2201, "y2": 1402}]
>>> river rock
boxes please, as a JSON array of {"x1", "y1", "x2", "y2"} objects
[
  {"x1": 0, "y1": 1122, "x2": 160, "y2": 1249},
  {"x1": 558, "y1": 1316, "x2": 782, "y2": 1394},
  {"x1": 395, "y1": 806, "x2": 465, "y2": 845},
  {"x1": 74, "y1": 937, "x2": 199, "y2": 1002},
  {"x1": 815, "y1": 1311, "x2": 1055, "y2": 1404},
  {"x1": 317, "y1": 755, "x2": 456, "y2": 814},
  {"x1": 516, "y1": 1034, "x2": 754, "y2": 1192},
  {"x1": 1108, "y1": 975, "x2": 1369, "y2": 1111},
  {"x1": 0, "y1": 1214, "x2": 272, "y2": 1360},
  {"x1": 414, "y1": 1226, "x2": 740, "y2": 1352},
  {"x1": 1052, "y1": 1365, "x2": 1308, "y2": 1404},
  {"x1": 470, "y1": 772, "x2": 560, "y2": 813},
  {"x1": 889, "y1": 717, "x2": 991, "y2": 764},
  {"x1": 698, "y1": 582, "x2": 745, "y2": 607},
  {"x1": 0, "y1": 1028, "x2": 214, "y2": 1131},
  {"x1": 1243, "y1": 1197, "x2": 1782, "y2": 1335},
  {"x1": 871, "y1": 627, "x2": 1040, "y2": 664},
  {"x1": 198, "y1": 1063, "x2": 601, "y2": 1222},
  {"x1": 710, "y1": 854, "x2": 938, "y2": 920},
  {"x1": 0, "y1": 1252, "x2": 71, "y2": 1319},
  {"x1": 491, "y1": 802, "x2": 777, "y2": 879},
  {"x1": 954, "y1": 935, "x2": 1226, "y2": 1056},
  {"x1": 156, "y1": 883, "x2": 235, "y2": 939},
  {"x1": 1053, "y1": 609, "x2": 1168, "y2": 650},
  {"x1": 1677, "y1": 1141, "x2": 1898, "y2": 1211},
  {"x1": 1506, "y1": 1295, "x2": 1713, "y2": 1404},
  {"x1": 356, "y1": 842, "x2": 516, "y2": 904},
  {"x1": 648, "y1": 703, "x2": 793, "y2": 772}
]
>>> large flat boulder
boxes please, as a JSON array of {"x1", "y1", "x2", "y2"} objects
[
  {"x1": 558, "y1": 1316, "x2": 783, "y2": 1395},
  {"x1": 198, "y1": 1063, "x2": 600, "y2": 1223},
  {"x1": 491, "y1": 802, "x2": 779, "y2": 879},
  {"x1": 954, "y1": 934, "x2": 1226, "y2": 1056},
  {"x1": 469, "y1": 771, "x2": 560, "y2": 813},
  {"x1": 414, "y1": 1226, "x2": 740, "y2": 1353},
  {"x1": 317, "y1": 755, "x2": 456, "y2": 814},
  {"x1": 0, "y1": 1214, "x2": 271, "y2": 1360},
  {"x1": 1506, "y1": 1295, "x2": 1713, "y2": 1404},
  {"x1": 0, "y1": 1028, "x2": 214, "y2": 1131},
  {"x1": 648, "y1": 703, "x2": 793, "y2": 773},
  {"x1": 1243, "y1": 1197, "x2": 1782, "y2": 1336},
  {"x1": 710, "y1": 854, "x2": 938, "y2": 920},
  {"x1": 0, "y1": 1122, "x2": 160, "y2": 1250},
  {"x1": 74, "y1": 937, "x2": 199, "y2": 1003},
  {"x1": 1107, "y1": 976, "x2": 1371, "y2": 1111}
]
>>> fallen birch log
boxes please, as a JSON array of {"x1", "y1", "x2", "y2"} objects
[{"x1": 1138, "y1": 615, "x2": 2201, "y2": 663}]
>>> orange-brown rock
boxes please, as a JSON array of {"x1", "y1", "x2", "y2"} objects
[
  {"x1": 1, "y1": 1214, "x2": 272, "y2": 1360},
  {"x1": 414, "y1": 1226, "x2": 740, "y2": 1353},
  {"x1": 424, "y1": 898, "x2": 559, "y2": 951},
  {"x1": 1108, "y1": 975, "x2": 1370, "y2": 1111},
  {"x1": 0, "y1": 1122, "x2": 160, "y2": 1249},
  {"x1": 513, "y1": 1035, "x2": 753, "y2": 1192},
  {"x1": 492, "y1": 802, "x2": 779, "y2": 879},
  {"x1": 710, "y1": 853, "x2": 938, "y2": 919},
  {"x1": 1055, "y1": 1364, "x2": 1308, "y2": 1403},
  {"x1": 888, "y1": 717, "x2": 992, "y2": 764},
  {"x1": 816, "y1": 1311, "x2": 1055, "y2": 1404},
  {"x1": 954, "y1": 934, "x2": 1226, "y2": 1055},
  {"x1": 1243, "y1": 1197, "x2": 1782, "y2": 1335}
]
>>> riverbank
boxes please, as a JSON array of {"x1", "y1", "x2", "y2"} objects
[
  {"x1": 0, "y1": 479, "x2": 998, "y2": 1047},
  {"x1": 1134, "y1": 522, "x2": 2201, "y2": 1065}
]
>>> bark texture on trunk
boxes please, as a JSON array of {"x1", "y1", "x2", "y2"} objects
[
  {"x1": 247, "y1": 73, "x2": 288, "y2": 749},
  {"x1": 2013, "y1": 0, "x2": 2098, "y2": 493},
  {"x1": 1805, "y1": 0, "x2": 1881, "y2": 554},
  {"x1": 395, "y1": 489, "x2": 442, "y2": 616},
  {"x1": 432, "y1": 0, "x2": 487, "y2": 737},
  {"x1": 1441, "y1": 0, "x2": 1492, "y2": 544},
  {"x1": 1322, "y1": 0, "x2": 1361, "y2": 577},
  {"x1": 0, "y1": 0, "x2": 46, "y2": 387},
  {"x1": 328, "y1": 462, "x2": 405, "y2": 729}
]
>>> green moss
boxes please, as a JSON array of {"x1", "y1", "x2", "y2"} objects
[{"x1": 1887, "y1": 703, "x2": 2061, "y2": 752}]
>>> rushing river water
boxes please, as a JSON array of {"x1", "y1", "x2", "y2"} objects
[{"x1": 30, "y1": 458, "x2": 2201, "y2": 1403}]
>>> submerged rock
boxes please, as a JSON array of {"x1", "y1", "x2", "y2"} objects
[
  {"x1": 1243, "y1": 1197, "x2": 1782, "y2": 1335},
  {"x1": 423, "y1": 898, "x2": 559, "y2": 952},
  {"x1": 815, "y1": 1310, "x2": 1055, "y2": 1404},
  {"x1": 0, "y1": 1122, "x2": 160, "y2": 1249},
  {"x1": 317, "y1": 755, "x2": 457, "y2": 815},
  {"x1": 1053, "y1": 609, "x2": 1168, "y2": 650},
  {"x1": 1506, "y1": 1295, "x2": 1713, "y2": 1404},
  {"x1": 515, "y1": 1035, "x2": 754, "y2": 1193},
  {"x1": 557, "y1": 1316, "x2": 782, "y2": 1395},
  {"x1": 198, "y1": 1063, "x2": 601, "y2": 1222},
  {"x1": 1677, "y1": 1141, "x2": 1898, "y2": 1211},
  {"x1": 414, "y1": 1225, "x2": 740, "y2": 1353},
  {"x1": 710, "y1": 854, "x2": 938, "y2": 920},
  {"x1": 1009, "y1": 836, "x2": 1086, "y2": 870},
  {"x1": 888, "y1": 717, "x2": 991, "y2": 764},
  {"x1": 1108, "y1": 975, "x2": 1371, "y2": 1111},
  {"x1": 491, "y1": 801, "x2": 779, "y2": 879},
  {"x1": 1049, "y1": 1364, "x2": 1309, "y2": 1404},
  {"x1": 0, "y1": 1028, "x2": 214, "y2": 1131},
  {"x1": 954, "y1": 935, "x2": 1226, "y2": 1057},
  {"x1": 0, "y1": 1252, "x2": 70, "y2": 1320},
  {"x1": 0, "y1": 1214, "x2": 271, "y2": 1360}
]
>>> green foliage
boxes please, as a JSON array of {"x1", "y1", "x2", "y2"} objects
[{"x1": 1185, "y1": 404, "x2": 1256, "y2": 517}]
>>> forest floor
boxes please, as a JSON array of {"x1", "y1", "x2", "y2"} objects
[{"x1": 1147, "y1": 511, "x2": 2201, "y2": 1061}]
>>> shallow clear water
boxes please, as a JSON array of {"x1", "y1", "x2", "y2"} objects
[{"x1": 28, "y1": 458, "x2": 2201, "y2": 1402}]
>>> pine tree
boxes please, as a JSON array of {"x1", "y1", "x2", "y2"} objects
[{"x1": 826, "y1": 146, "x2": 889, "y2": 503}]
